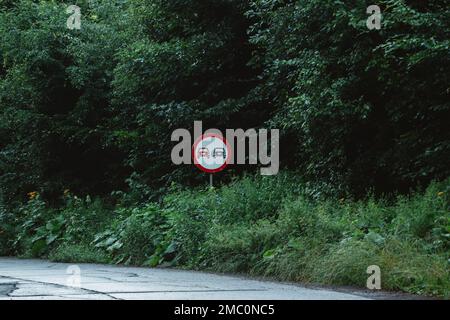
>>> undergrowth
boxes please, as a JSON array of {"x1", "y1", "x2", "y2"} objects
[{"x1": 1, "y1": 174, "x2": 448, "y2": 297}]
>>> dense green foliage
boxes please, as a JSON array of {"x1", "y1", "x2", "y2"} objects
[
  {"x1": 0, "y1": 0, "x2": 449, "y2": 298},
  {"x1": 0, "y1": 0, "x2": 449, "y2": 201},
  {"x1": 1, "y1": 176, "x2": 449, "y2": 297},
  {"x1": 247, "y1": 0, "x2": 450, "y2": 193}
]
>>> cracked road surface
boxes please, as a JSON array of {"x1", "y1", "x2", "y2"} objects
[{"x1": 0, "y1": 258, "x2": 370, "y2": 300}]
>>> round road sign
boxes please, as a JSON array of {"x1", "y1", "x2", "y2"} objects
[{"x1": 192, "y1": 134, "x2": 230, "y2": 173}]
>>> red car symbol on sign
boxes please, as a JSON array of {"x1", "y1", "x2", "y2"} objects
[{"x1": 198, "y1": 147, "x2": 210, "y2": 159}]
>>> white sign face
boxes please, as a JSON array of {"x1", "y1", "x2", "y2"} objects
[{"x1": 192, "y1": 134, "x2": 230, "y2": 173}]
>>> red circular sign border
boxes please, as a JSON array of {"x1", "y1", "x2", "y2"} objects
[{"x1": 192, "y1": 133, "x2": 231, "y2": 173}]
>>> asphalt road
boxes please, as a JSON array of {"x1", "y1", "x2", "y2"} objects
[{"x1": 0, "y1": 257, "x2": 374, "y2": 300}]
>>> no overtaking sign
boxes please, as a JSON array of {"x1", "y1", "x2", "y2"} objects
[{"x1": 192, "y1": 134, "x2": 231, "y2": 173}]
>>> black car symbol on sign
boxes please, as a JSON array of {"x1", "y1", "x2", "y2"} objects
[{"x1": 213, "y1": 148, "x2": 226, "y2": 159}]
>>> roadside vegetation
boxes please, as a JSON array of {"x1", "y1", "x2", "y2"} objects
[
  {"x1": 1, "y1": 175, "x2": 448, "y2": 298},
  {"x1": 0, "y1": 0, "x2": 449, "y2": 299}
]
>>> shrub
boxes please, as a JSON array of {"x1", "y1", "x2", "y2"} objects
[
  {"x1": 161, "y1": 174, "x2": 303, "y2": 266},
  {"x1": 93, "y1": 203, "x2": 171, "y2": 266},
  {"x1": 166, "y1": 176, "x2": 449, "y2": 297},
  {"x1": 60, "y1": 195, "x2": 113, "y2": 245}
]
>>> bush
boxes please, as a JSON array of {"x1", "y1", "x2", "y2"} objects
[
  {"x1": 9, "y1": 193, "x2": 114, "y2": 258},
  {"x1": 163, "y1": 174, "x2": 303, "y2": 266},
  {"x1": 166, "y1": 176, "x2": 449, "y2": 297},
  {"x1": 60, "y1": 195, "x2": 113, "y2": 245},
  {"x1": 93, "y1": 203, "x2": 171, "y2": 266}
]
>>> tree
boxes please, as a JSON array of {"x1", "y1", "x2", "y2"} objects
[
  {"x1": 245, "y1": 0, "x2": 450, "y2": 195},
  {"x1": 0, "y1": 0, "x2": 130, "y2": 201}
]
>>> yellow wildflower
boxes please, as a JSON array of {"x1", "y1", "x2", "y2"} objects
[
  {"x1": 437, "y1": 192, "x2": 444, "y2": 197},
  {"x1": 27, "y1": 191, "x2": 38, "y2": 200}
]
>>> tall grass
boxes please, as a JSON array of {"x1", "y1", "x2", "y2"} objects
[
  {"x1": 2, "y1": 174, "x2": 449, "y2": 297},
  {"x1": 162, "y1": 176, "x2": 450, "y2": 297}
]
